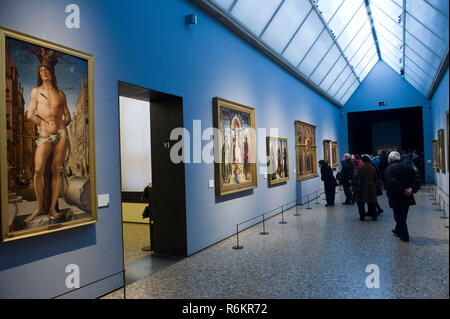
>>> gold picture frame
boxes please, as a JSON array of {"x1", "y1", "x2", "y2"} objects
[
  {"x1": 323, "y1": 140, "x2": 331, "y2": 166},
  {"x1": 213, "y1": 97, "x2": 257, "y2": 196},
  {"x1": 295, "y1": 120, "x2": 318, "y2": 181},
  {"x1": 432, "y1": 140, "x2": 438, "y2": 170},
  {"x1": 438, "y1": 129, "x2": 445, "y2": 174},
  {"x1": 447, "y1": 111, "x2": 449, "y2": 172},
  {"x1": 331, "y1": 141, "x2": 338, "y2": 169},
  {"x1": 0, "y1": 27, "x2": 97, "y2": 242},
  {"x1": 266, "y1": 137, "x2": 289, "y2": 186}
]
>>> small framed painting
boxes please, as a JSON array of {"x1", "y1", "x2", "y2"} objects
[{"x1": 266, "y1": 137, "x2": 289, "y2": 185}]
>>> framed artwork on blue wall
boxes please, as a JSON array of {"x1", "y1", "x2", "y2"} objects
[
  {"x1": 447, "y1": 111, "x2": 449, "y2": 172},
  {"x1": 266, "y1": 137, "x2": 289, "y2": 186},
  {"x1": 438, "y1": 129, "x2": 445, "y2": 174},
  {"x1": 432, "y1": 140, "x2": 438, "y2": 170},
  {"x1": 295, "y1": 120, "x2": 318, "y2": 181},
  {"x1": 0, "y1": 27, "x2": 97, "y2": 242},
  {"x1": 213, "y1": 97, "x2": 257, "y2": 196}
]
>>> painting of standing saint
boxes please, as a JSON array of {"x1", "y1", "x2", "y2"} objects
[
  {"x1": 267, "y1": 137, "x2": 289, "y2": 185},
  {"x1": 0, "y1": 28, "x2": 97, "y2": 242},
  {"x1": 214, "y1": 97, "x2": 257, "y2": 196},
  {"x1": 295, "y1": 120, "x2": 318, "y2": 181}
]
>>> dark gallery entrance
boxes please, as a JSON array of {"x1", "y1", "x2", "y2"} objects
[
  {"x1": 347, "y1": 106, "x2": 425, "y2": 155},
  {"x1": 118, "y1": 82, "x2": 187, "y2": 287}
]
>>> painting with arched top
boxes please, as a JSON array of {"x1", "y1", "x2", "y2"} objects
[
  {"x1": 295, "y1": 121, "x2": 318, "y2": 181},
  {"x1": 214, "y1": 97, "x2": 257, "y2": 196}
]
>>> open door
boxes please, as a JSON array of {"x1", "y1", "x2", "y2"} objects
[{"x1": 119, "y1": 81, "x2": 187, "y2": 257}]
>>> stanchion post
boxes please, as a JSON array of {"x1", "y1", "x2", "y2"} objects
[
  {"x1": 232, "y1": 224, "x2": 243, "y2": 250},
  {"x1": 294, "y1": 200, "x2": 300, "y2": 216},
  {"x1": 279, "y1": 205, "x2": 287, "y2": 224},
  {"x1": 306, "y1": 194, "x2": 312, "y2": 210},
  {"x1": 260, "y1": 214, "x2": 269, "y2": 235}
]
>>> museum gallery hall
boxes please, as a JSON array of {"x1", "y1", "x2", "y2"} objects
[{"x1": 0, "y1": 0, "x2": 448, "y2": 301}]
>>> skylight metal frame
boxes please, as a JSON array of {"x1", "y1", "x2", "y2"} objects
[
  {"x1": 190, "y1": 0, "x2": 344, "y2": 108},
  {"x1": 194, "y1": 0, "x2": 448, "y2": 106},
  {"x1": 309, "y1": 0, "x2": 362, "y2": 84}
]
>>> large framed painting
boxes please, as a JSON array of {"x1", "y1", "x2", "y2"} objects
[
  {"x1": 432, "y1": 140, "x2": 438, "y2": 170},
  {"x1": 323, "y1": 140, "x2": 331, "y2": 166},
  {"x1": 0, "y1": 27, "x2": 97, "y2": 242},
  {"x1": 213, "y1": 97, "x2": 257, "y2": 196},
  {"x1": 331, "y1": 141, "x2": 338, "y2": 169},
  {"x1": 266, "y1": 137, "x2": 289, "y2": 185},
  {"x1": 438, "y1": 129, "x2": 445, "y2": 174},
  {"x1": 295, "y1": 121, "x2": 318, "y2": 181},
  {"x1": 447, "y1": 111, "x2": 449, "y2": 172}
]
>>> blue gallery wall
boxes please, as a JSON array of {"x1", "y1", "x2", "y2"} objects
[
  {"x1": 0, "y1": 0, "x2": 343, "y2": 298},
  {"x1": 342, "y1": 60, "x2": 434, "y2": 183},
  {"x1": 430, "y1": 68, "x2": 449, "y2": 195}
]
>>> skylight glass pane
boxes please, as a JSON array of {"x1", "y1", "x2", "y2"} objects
[
  {"x1": 405, "y1": 46, "x2": 438, "y2": 76},
  {"x1": 298, "y1": 31, "x2": 334, "y2": 76},
  {"x1": 371, "y1": 0, "x2": 403, "y2": 17},
  {"x1": 340, "y1": 79, "x2": 359, "y2": 104},
  {"x1": 336, "y1": 6, "x2": 368, "y2": 52},
  {"x1": 310, "y1": 45, "x2": 340, "y2": 82},
  {"x1": 316, "y1": 0, "x2": 344, "y2": 23},
  {"x1": 378, "y1": 39, "x2": 402, "y2": 60},
  {"x1": 371, "y1": 3, "x2": 403, "y2": 40},
  {"x1": 349, "y1": 38, "x2": 374, "y2": 68},
  {"x1": 343, "y1": 23, "x2": 371, "y2": 58},
  {"x1": 359, "y1": 54, "x2": 378, "y2": 81},
  {"x1": 406, "y1": 0, "x2": 449, "y2": 43},
  {"x1": 261, "y1": 0, "x2": 312, "y2": 53},
  {"x1": 425, "y1": 0, "x2": 449, "y2": 18},
  {"x1": 374, "y1": 22, "x2": 403, "y2": 48},
  {"x1": 327, "y1": 0, "x2": 361, "y2": 38},
  {"x1": 283, "y1": 12, "x2": 324, "y2": 66},
  {"x1": 354, "y1": 46, "x2": 376, "y2": 75},
  {"x1": 382, "y1": 53, "x2": 402, "y2": 74},
  {"x1": 335, "y1": 74, "x2": 357, "y2": 101},
  {"x1": 405, "y1": 14, "x2": 447, "y2": 57},
  {"x1": 231, "y1": 0, "x2": 283, "y2": 35},
  {"x1": 405, "y1": 73, "x2": 428, "y2": 96},
  {"x1": 379, "y1": 46, "x2": 401, "y2": 71},
  {"x1": 212, "y1": 0, "x2": 235, "y2": 11},
  {"x1": 405, "y1": 58, "x2": 434, "y2": 83},
  {"x1": 320, "y1": 56, "x2": 346, "y2": 91},
  {"x1": 405, "y1": 32, "x2": 442, "y2": 68},
  {"x1": 328, "y1": 65, "x2": 352, "y2": 97}
]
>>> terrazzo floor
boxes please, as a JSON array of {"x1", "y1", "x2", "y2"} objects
[
  {"x1": 122, "y1": 222, "x2": 151, "y2": 265},
  {"x1": 105, "y1": 188, "x2": 449, "y2": 299}
]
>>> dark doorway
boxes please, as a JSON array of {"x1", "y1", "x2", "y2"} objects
[
  {"x1": 118, "y1": 81, "x2": 187, "y2": 258},
  {"x1": 347, "y1": 106, "x2": 424, "y2": 155}
]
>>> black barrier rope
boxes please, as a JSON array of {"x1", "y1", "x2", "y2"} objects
[{"x1": 232, "y1": 188, "x2": 325, "y2": 250}]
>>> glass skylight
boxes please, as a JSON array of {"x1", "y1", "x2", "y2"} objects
[{"x1": 208, "y1": 0, "x2": 448, "y2": 104}]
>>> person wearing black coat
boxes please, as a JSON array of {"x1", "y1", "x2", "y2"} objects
[
  {"x1": 384, "y1": 151, "x2": 420, "y2": 242},
  {"x1": 319, "y1": 160, "x2": 338, "y2": 207},
  {"x1": 340, "y1": 153, "x2": 355, "y2": 205}
]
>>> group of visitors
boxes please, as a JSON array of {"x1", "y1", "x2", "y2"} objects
[{"x1": 318, "y1": 150, "x2": 421, "y2": 242}]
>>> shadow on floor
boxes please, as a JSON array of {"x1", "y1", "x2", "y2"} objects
[{"x1": 125, "y1": 253, "x2": 184, "y2": 286}]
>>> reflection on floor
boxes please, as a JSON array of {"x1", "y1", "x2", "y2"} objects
[
  {"x1": 105, "y1": 188, "x2": 449, "y2": 299},
  {"x1": 122, "y1": 222, "x2": 184, "y2": 288},
  {"x1": 122, "y1": 222, "x2": 151, "y2": 265}
]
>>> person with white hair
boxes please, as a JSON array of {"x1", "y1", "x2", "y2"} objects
[
  {"x1": 384, "y1": 151, "x2": 420, "y2": 242},
  {"x1": 340, "y1": 153, "x2": 355, "y2": 205}
]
